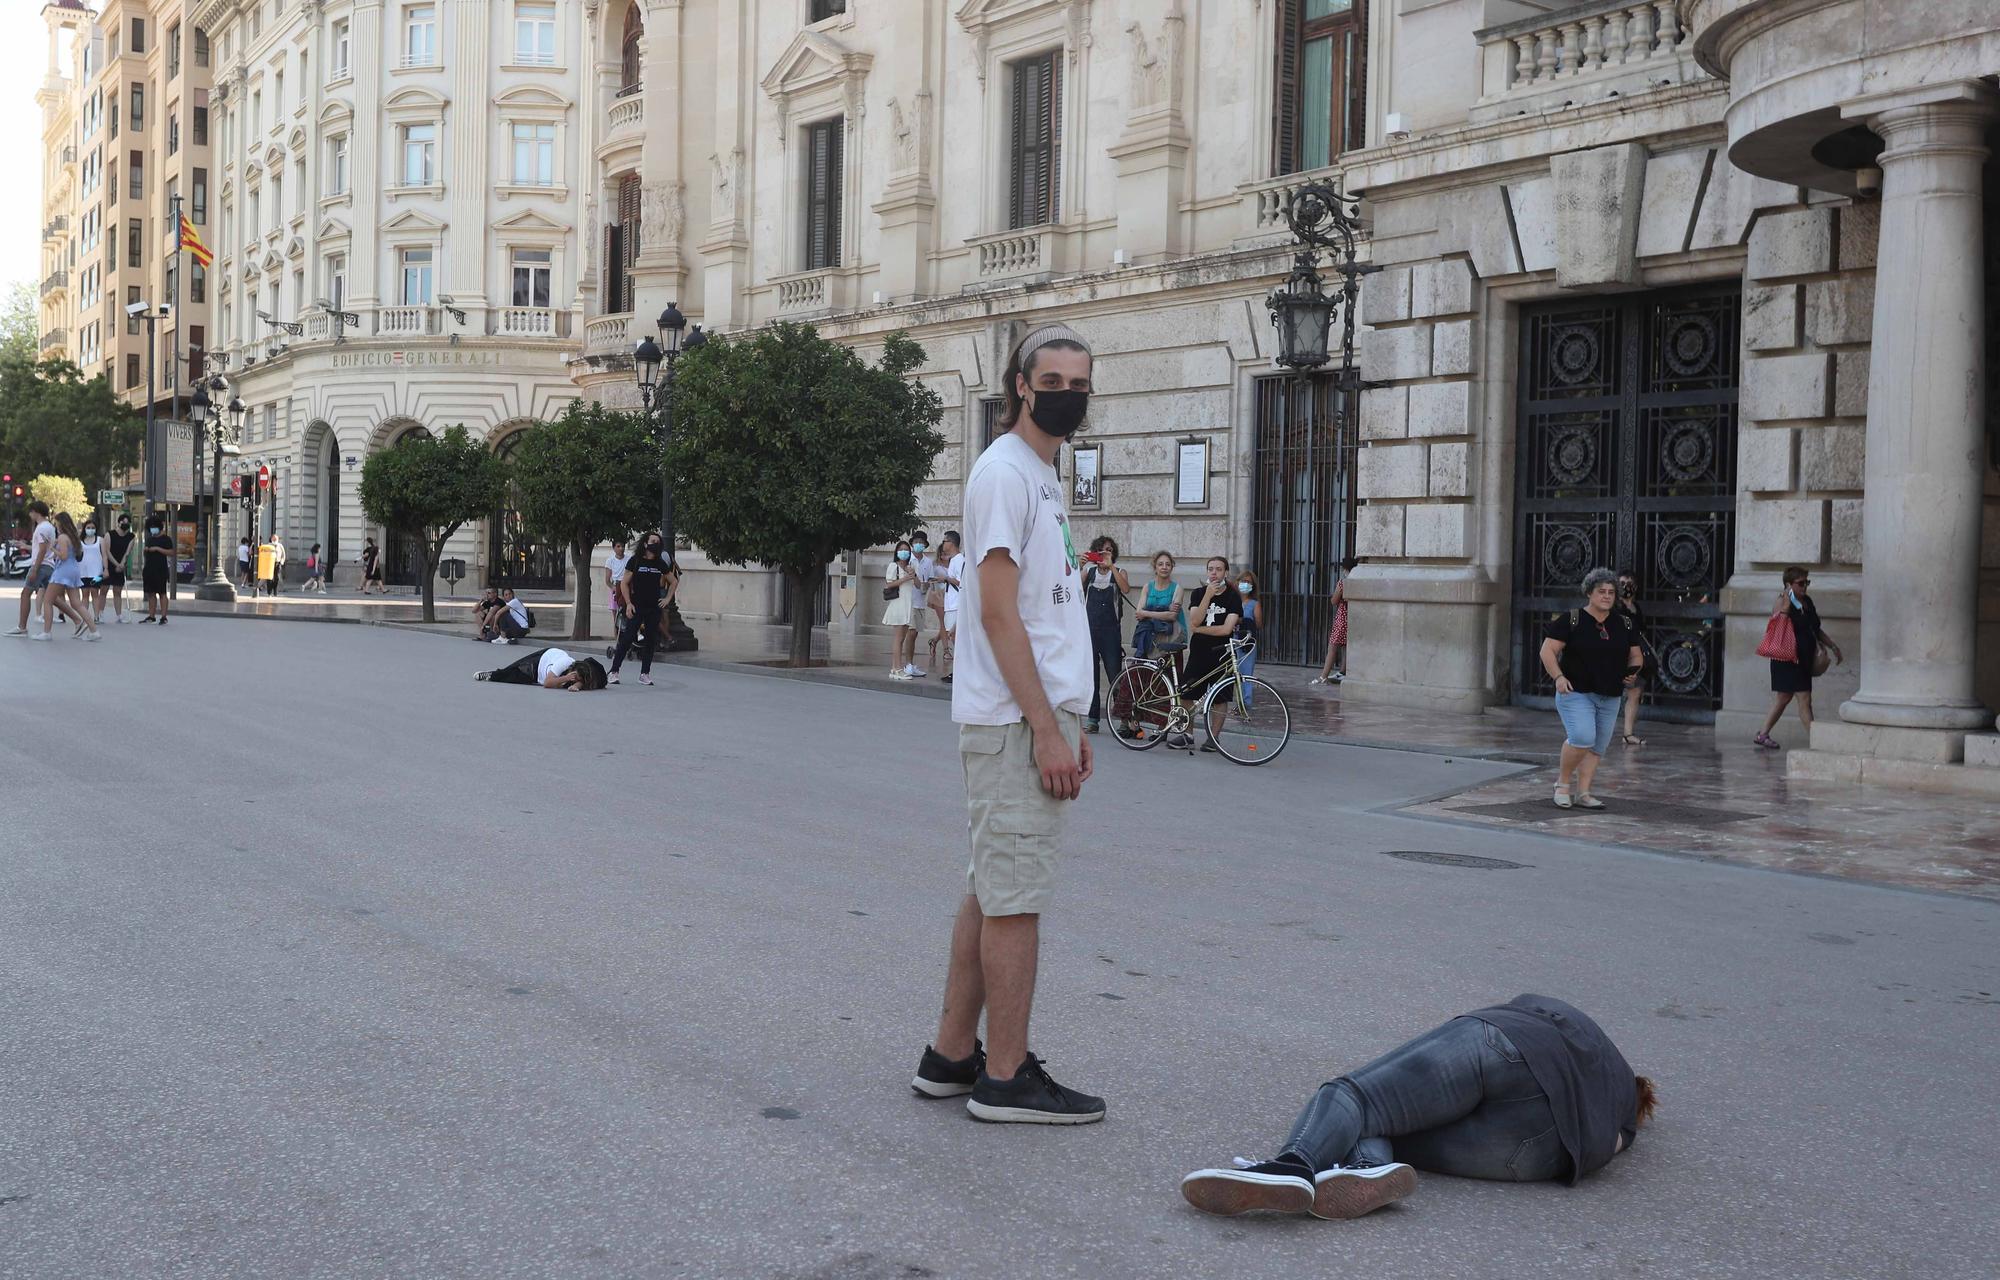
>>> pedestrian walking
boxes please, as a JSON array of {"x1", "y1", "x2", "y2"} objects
[
  {"x1": 1754, "y1": 566, "x2": 1841, "y2": 749},
  {"x1": 1081, "y1": 536, "x2": 1130, "y2": 734},
  {"x1": 490, "y1": 587, "x2": 533, "y2": 644},
  {"x1": 1613, "y1": 570, "x2": 1652, "y2": 746},
  {"x1": 936, "y1": 531, "x2": 965, "y2": 685},
  {"x1": 1539, "y1": 568, "x2": 1643, "y2": 809},
  {"x1": 267, "y1": 535, "x2": 286, "y2": 595},
  {"x1": 608, "y1": 532, "x2": 671, "y2": 686},
  {"x1": 360, "y1": 538, "x2": 385, "y2": 594},
  {"x1": 77, "y1": 518, "x2": 108, "y2": 625},
  {"x1": 237, "y1": 536, "x2": 254, "y2": 589},
  {"x1": 882, "y1": 538, "x2": 919, "y2": 680},
  {"x1": 1182, "y1": 556, "x2": 1243, "y2": 751},
  {"x1": 1311, "y1": 556, "x2": 1358, "y2": 685},
  {"x1": 1131, "y1": 551, "x2": 1182, "y2": 659},
  {"x1": 1180, "y1": 994, "x2": 1655, "y2": 1220},
  {"x1": 105, "y1": 515, "x2": 135, "y2": 622},
  {"x1": 303, "y1": 543, "x2": 327, "y2": 593},
  {"x1": 36, "y1": 513, "x2": 98, "y2": 642},
  {"x1": 913, "y1": 322, "x2": 1102, "y2": 1125},
  {"x1": 603, "y1": 538, "x2": 630, "y2": 637},
  {"x1": 1234, "y1": 568, "x2": 1265, "y2": 708},
  {"x1": 474, "y1": 646, "x2": 607, "y2": 690},
  {"x1": 141, "y1": 516, "x2": 172, "y2": 624},
  {"x1": 7, "y1": 501, "x2": 55, "y2": 637}
]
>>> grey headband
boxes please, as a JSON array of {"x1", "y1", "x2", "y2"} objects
[{"x1": 1017, "y1": 323, "x2": 1091, "y2": 368}]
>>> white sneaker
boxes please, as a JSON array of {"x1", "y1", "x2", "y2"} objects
[
  {"x1": 29, "y1": 631, "x2": 51, "y2": 642},
  {"x1": 907, "y1": 665, "x2": 927, "y2": 677},
  {"x1": 4, "y1": 628, "x2": 25, "y2": 637},
  {"x1": 491, "y1": 637, "x2": 512, "y2": 645},
  {"x1": 606, "y1": 671, "x2": 620, "y2": 685},
  {"x1": 85, "y1": 630, "x2": 101, "y2": 642},
  {"x1": 889, "y1": 669, "x2": 910, "y2": 681}
]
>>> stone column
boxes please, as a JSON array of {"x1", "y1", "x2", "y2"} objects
[
  {"x1": 1830, "y1": 82, "x2": 1996, "y2": 747},
  {"x1": 448, "y1": 0, "x2": 492, "y2": 319},
  {"x1": 633, "y1": 0, "x2": 684, "y2": 312}
]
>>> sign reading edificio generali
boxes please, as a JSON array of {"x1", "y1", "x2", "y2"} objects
[{"x1": 329, "y1": 349, "x2": 508, "y2": 370}]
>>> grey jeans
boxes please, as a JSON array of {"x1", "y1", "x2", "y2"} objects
[{"x1": 1281, "y1": 1016, "x2": 1570, "y2": 1181}]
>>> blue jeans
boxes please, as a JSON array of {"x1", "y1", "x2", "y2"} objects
[
  {"x1": 1131, "y1": 618, "x2": 1172, "y2": 660},
  {"x1": 1085, "y1": 621, "x2": 1122, "y2": 723},
  {"x1": 1555, "y1": 690, "x2": 1621, "y2": 755},
  {"x1": 1280, "y1": 1016, "x2": 1569, "y2": 1182}
]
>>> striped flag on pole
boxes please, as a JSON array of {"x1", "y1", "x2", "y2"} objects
[{"x1": 178, "y1": 213, "x2": 213, "y2": 268}]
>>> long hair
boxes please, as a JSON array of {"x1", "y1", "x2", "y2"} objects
[
  {"x1": 52, "y1": 512, "x2": 82, "y2": 552},
  {"x1": 572, "y1": 658, "x2": 608, "y2": 691},
  {"x1": 1635, "y1": 1075, "x2": 1659, "y2": 1126},
  {"x1": 1000, "y1": 332, "x2": 1092, "y2": 429}
]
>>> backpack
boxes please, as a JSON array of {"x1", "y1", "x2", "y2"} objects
[{"x1": 523, "y1": 606, "x2": 537, "y2": 629}]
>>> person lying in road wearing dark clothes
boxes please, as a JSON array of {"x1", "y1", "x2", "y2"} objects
[
  {"x1": 475, "y1": 647, "x2": 606, "y2": 691},
  {"x1": 1181, "y1": 994, "x2": 1656, "y2": 1220}
]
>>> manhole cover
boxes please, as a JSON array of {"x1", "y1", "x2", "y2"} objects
[{"x1": 1381, "y1": 850, "x2": 1530, "y2": 870}]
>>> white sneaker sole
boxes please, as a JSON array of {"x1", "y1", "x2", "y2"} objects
[
  {"x1": 1311, "y1": 1163, "x2": 1417, "y2": 1219},
  {"x1": 909, "y1": 1076, "x2": 974, "y2": 1099},
  {"x1": 964, "y1": 1099, "x2": 1106, "y2": 1125},
  {"x1": 1180, "y1": 1169, "x2": 1313, "y2": 1216}
]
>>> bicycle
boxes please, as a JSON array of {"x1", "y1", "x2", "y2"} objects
[{"x1": 1106, "y1": 636, "x2": 1291, "y2": 764}]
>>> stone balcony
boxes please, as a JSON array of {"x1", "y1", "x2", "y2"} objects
[
  {"x1": 39, "y1": 327, "x2": 67, "y2": 353},
  {"x1": 581, "y1": 312, "x2": 633, "y2": 359},
  {"x1": 604, "y1": 88, "x2": 644, "y2": 150},
  {"x1": 1472, "y1": 0, "x2": 1706, "y2": 124},
  {"x1": 494, "y1": 307, "x2": 569, "y2": 338},
  {"x1": 377, "y1": 306, "x2": 439, "y2": 337},
  {"x1": 964, "y1": 224, "x2": 1073, "y2": 288}
]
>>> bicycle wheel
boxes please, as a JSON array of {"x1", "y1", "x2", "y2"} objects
[
  {"x1": 1204, "y1": 677, "x2": 1290, "y2": 764},
  {"x1": 1108, "y1": 664, "x2": 1175, "y2": 751}
]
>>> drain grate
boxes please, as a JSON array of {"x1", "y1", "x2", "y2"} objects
[{"x1": 1381, "y1": 849, "x2": 1531, "y2": 870}]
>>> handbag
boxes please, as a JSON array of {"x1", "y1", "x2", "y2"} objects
[
  {"x1": 1811, "y1": 642, "x2": 1833, "y2": 677},
  {"x1": 1754, "y1": 612, "x2": 1798, "y2": 664},
  {"x1": 881, "y1": 584, "x2": 899, "y2": 602}
]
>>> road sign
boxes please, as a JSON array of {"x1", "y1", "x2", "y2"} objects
[
  {"x1": 99, "y1": 490, "x2": 126, "y2": 506},
  {"x1": 229, "y1": 476, "x2": 244, "y2": 496},
  {"x1": 257, "y1": 464, "x2": 271, "y2": 490}
]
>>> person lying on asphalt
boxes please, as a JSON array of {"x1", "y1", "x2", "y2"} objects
[
  {"x1": 1181, "y1": 994, "x2": 1655, "y2": 1220},
  {"x1": 475, "y1": 648, "x2": 606, "y2": 691}
]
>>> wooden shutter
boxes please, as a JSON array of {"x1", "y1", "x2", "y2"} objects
[
  {"x1": 805, "y1": 119, "x2": 843, "y2": 271},
  {"x1": 1345, "y1": 2, "x2": 1369, "y2": 154},
  {"x1": 604, "y1": 224, "x2": 625, "y2": 314},
  {"x1": 1008, "y1": 53, "x2": 1060, "y2": 229},
  {"x1": 1273, "y1": 0, "x2": 1301, "y2": 175}
]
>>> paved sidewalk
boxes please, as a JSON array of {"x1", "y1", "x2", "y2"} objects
[{"x1": 14, "y1": 584, "x2": 1997, "y2": 901}]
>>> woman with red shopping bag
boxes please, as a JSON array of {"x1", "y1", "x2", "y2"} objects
[{"x1": 1753, "y1": 566, "x2": 1842, "y2": 749}]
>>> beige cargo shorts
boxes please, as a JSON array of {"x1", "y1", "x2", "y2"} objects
[{"x1": 960, "y1": 712, "x2": 1082, "y2": 917}]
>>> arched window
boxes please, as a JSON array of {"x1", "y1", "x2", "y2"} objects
[{"x1": 620, "y1": 6, "x2": 643, "y2": 93}]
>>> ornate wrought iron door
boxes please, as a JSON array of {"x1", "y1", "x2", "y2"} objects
[
  {"x1": 487, "y1": 432, "x2": 566, "y2": 591},
  {"x1": 1512, "y1": 285, "x2": 1740, "y2": 720},
  {"x1": 1253, "y1": 373, "x2": 1358, "y2": 666}
]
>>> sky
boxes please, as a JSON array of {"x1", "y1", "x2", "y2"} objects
[{"x1": 1, "y1": 2, "x2": 57, "y2": 297}]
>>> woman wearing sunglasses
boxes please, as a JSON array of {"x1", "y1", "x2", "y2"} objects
[{"x1": 1537, "y1": 568, "x2": 1643, "y2": 810}]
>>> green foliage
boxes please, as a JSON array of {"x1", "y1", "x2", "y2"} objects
[
  {"x1": 27, "y1": 475, "x2": 91, "y2": 522},
  {"x1": 358, "y1": 424, "x2": 509, "y2": 622},
  {"x1": 1, "y1": 282, "x2": 36, "y2": 364},
  {"x1": 668, "y1": 321, "x2": 946, "y2": 665},
  {"x1": 0, "y1": 355, "x2": 145, "y2": 487},
  {"x1": 506, "y1": 400, "x2": 658, "y2": 637}
]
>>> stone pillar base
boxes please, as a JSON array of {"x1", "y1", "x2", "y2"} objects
[
  {"x1": 1808, "y1": 720, "x2": 1971, "y2": 764},
  {"x1": 1335, "y1": 677, "x2": 1494, "y2": 716},
  {"x1": 1788, "y1": 747, "x2": 2000, "y2": 800}
]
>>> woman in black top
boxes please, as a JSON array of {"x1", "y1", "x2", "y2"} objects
[
  {"x1": 609, "y1": 532, "x2": 672, "y2": 686},
  {"x1": 1755, "y1": 565, "x2": 1842, "y2": 749},
  {"x1": 1180, "y1": 994, "x2": 1656, "y2": 1220},
  {"x1": 1538, "y1": 568, "x2": 1643, "y2": 809},
  {"x1": 361, "y1": 538, "x2": 385, "y2": 594},
  {"x1": 1613, "y1": 571, "x2": 1653, "y2": 747}
]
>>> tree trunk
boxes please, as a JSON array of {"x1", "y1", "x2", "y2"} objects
[
  {"x1": 419, "y1": 535, "x2": 440, "y2": 623},
  {"x1": 785, "y1": 567, "x2": 817, "y2": 668},
  {"x1": 571, "y1": 542, "x2": 594, "y2": 641}
]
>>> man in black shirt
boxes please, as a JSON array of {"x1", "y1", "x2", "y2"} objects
[
  {"x1": 608, "y1": 532, "x2": 671, "y2": 686},
  {"x1": 1181, "y1": 994, "x2": 1654, "y2": 1220},
  {"x1": 141, "y1": 518, "x2": 174, "y2": 625},
  {"x1": 1182, "y1": 555, "x2": 1243, "y2": 753}
]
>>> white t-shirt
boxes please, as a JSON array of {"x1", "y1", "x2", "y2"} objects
[
  {"x1": 237, "y1": 543, "x2": 251, "y2": 565},
  {"x1": 913, "y1": 552, "x2": 936, "y2": 590},
  {"x1": 943, "y1": 552, "x2": 967, "y2": 611},
  {"x1": 536, "y1": 648, "x2": 575, "y2": 683},
  {"x1": 30, "y1": 521, "x2": 55, "y2": 568},
  {"x1": 606, "y1": 554, "x2": 630, "y2": 593},
  {"x1": 951, "y1": 432, "x2": 1092, "y2": 725},
  {"x1": 271, "y1": 541, "x2": 286, "y2": 567}
]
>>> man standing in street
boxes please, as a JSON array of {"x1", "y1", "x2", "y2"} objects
[
  {"x1": 267, "y1": 535, "x2": 287, "y2": 595},
  {"x1": 912, "y1": 323, "x2": 1103, "y2": 1125},
  {"x1": 6, "y1": 502, "x2": 54, "y2": 637}
]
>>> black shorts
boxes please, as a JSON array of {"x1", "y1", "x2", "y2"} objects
[
  {"x1": 107, "y1": 572, "x2": 126, "y2": 587},
  {"x1": 142, "y1": 571, "x2": 168, "y2": 595}
]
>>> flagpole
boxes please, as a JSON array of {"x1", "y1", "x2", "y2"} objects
[{"x1": 171, "y1": 192, "x2": 197, "y2": 590}]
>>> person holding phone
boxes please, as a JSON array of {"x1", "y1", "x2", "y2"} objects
[
  {"x1": 1754, "y1": 565, "x2": 1841, "y2": 749},
  {"x1": 1538, "y1": 568, "x2": 1643, "y2": 809}
]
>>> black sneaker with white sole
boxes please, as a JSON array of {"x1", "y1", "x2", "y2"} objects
[
  {"x1": 911, "y1": 1040, "x2": 984, "y2": 1098},
  {"x1": 1310, "y1": 1160, "x2": 1417, "y2": 1219},
  {"x1": 965, "y1": 1054, "x2": 1105, "y2": 1125},
  {"x1": 1180, "y1": 1155, "x2": 1315, "y2": 1216}
]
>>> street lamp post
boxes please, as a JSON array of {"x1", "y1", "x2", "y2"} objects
[
  {"x1": 633, "y1": 302, "x2": 707, "y2": 652},
  {"x1": 1265, "y1": 177, "x2": 1376, "y2": 386},
  {"x1": 193, "y1": 383, "x2": 245, "y2": 602}
]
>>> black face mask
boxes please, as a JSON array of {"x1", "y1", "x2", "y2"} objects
[{"x1": 1026, "y1": 387, "x2": 1090, "y2": 439}]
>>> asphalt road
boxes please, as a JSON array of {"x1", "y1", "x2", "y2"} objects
[{"x1": 2, "y1": 617, "x2": 1996, "y2": 1279}]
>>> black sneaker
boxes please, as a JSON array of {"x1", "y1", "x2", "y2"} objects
[
  {"x1": 1310, "y1": 1160, "x2": 1417, "y2": 1220},
  {"x1": 1180, "y1": 1155, "x2": 1315, "y2": 1217},
  {"x1": 910, "y1": 1040, "x2": 984, "y2": 1098},
  {"x1": 966, "y1": 1054, "x2": 1105, "y2": 1125}
]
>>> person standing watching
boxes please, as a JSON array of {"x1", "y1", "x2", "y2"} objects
[
  {"x1": 141, "y1": 516, "x2": 173, "y2": 624},
  {"x1": 105, "y1": 515, "x2": 135, "y2": 622},
  {"x1": 267, "y1": 535, "x2": 287, "y2": 595},
  {"x1": 882, "y1": 538, "x2": 919, "y2": 681},
  {"x1": 1613, "y1": 571, "x2": 1651, "y2": 747},
  {"x1": 608, "y1": 532, "x2": 670, "y2": 686},
  {"x1": 1182, "y1": 556, "x2": 1243, "y2": 752},
  {"x1": 912, "y1": 323, "x2": 1102, "y2": 1125},
  {"x1": 934, "y1": 531, "x2": 965, "y2": 685},
  {"x1": 1539, "y1": 568, "x2": 1643, "y2": 809},
  {"x1": 603, "y1": 538, "x2": 630, "y2": 640},
  {"x1": 6, "y1": 502, "x2": 54, "y2": 637},
  {"x1": 237, "y1": 536, "x2": 254, "y2": 590},
  {"x1": 1080, "y1": 536, "x2": 1130, "y2": 734}
]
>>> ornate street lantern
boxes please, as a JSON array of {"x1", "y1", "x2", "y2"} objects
[{"x1": 1266, "y1": 178, "x2": 1374, "y2": 380}]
